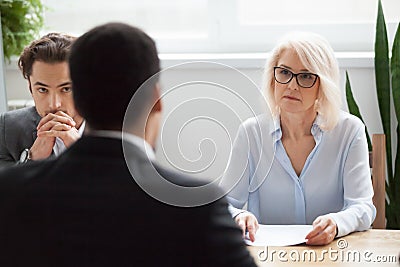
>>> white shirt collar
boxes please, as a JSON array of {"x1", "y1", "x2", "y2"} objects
[
  {"x1": 89, "y1": 130, "x2": 156, "y2": 161},
  {"x1": 78, "y1": 120, "x2": 86, "y2": 135},
  {"x1": 270, "y1": 114, "x2": 324, "y2": 144}
]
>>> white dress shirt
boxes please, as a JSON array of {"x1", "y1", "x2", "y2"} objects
[{"x1": 220, "y1": 110, "x2": 376, "y2": 237}]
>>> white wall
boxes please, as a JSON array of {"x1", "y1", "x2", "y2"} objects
[{"x1": 4, "y1": 54, "x2": 387, "y2": 178}]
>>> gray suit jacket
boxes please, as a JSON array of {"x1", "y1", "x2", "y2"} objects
[{"x1": 0, "y1": 106, "x2": 41, "y2": 169}]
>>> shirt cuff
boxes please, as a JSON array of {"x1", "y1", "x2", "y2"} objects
[{"x1": 228, "y1": 204, "x2": 247, "y2": 218}]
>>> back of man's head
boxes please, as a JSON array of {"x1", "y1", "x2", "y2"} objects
[{"x1": 69, "y1": 23, "x2": 160, "y2": 131}]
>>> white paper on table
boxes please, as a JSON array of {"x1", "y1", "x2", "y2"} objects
[{"x1": 245, "y1": 225, "x2": 313, "y2": 246}]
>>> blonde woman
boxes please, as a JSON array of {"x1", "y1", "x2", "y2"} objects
[{"x1": 220, "y1": 32, "x2": 375, "y2": 245}]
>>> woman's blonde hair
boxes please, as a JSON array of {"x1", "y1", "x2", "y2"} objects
[{"x1": 263, "y1": 32, "x2": 341, "y2": 130}]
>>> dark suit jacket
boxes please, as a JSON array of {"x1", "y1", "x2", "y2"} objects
[
  {"x1": 0, "y1": 106, "x2": 41, "y2": 169},
  {"x1": 0, "y1": 136, "x2": 256, "y2": 267}
]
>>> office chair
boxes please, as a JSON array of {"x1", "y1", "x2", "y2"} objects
[{"x1": 370, "y1": 134, "x2": 386, "y2": 229}]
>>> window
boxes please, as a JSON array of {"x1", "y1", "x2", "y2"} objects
[
  {"x1": 42, "y1": 0, "x2": 400, "y2": 53},
  {"x1": 44, "y1": 0, "x2": 208, "y2": 38}
]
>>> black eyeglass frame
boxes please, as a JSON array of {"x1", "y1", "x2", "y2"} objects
[{"x1": 273, "y1": 66, "x2": 319, "y2": 88}]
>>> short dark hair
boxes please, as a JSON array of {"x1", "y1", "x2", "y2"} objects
[
  {"x1": 18, "y1": 32, "x2": 76, "y2": 80},
  {"x1": 69, "y1": 23, "x2": 160, "y2": 130}
]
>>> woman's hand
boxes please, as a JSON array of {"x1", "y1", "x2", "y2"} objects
[
  {"x1": 234, "y1": 211, "x2": 259, "y2": 242},
  {"x1": 306, "y1": 215, "x2": 337, "y2": 245}
]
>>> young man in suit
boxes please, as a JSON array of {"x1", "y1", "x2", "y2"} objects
[
  {"x1": 0, "y1": 23, "x2": 256, "y2": 267},
  {"x1": 0, "y1": 33, "x2": 84, "y2": 169}
]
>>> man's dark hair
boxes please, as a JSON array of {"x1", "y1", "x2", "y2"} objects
[
  {"x1": 18, "y1": 32, "x2": 75, "y2": 81},
  {"x1": 69, "y1": 23, "x2": 160, "y2": 130}
]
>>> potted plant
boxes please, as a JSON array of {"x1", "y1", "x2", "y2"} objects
[
  {"x1": 347, "y1": 0, "x2": 400, "y2": 229},
  {"x1": 0, "y1": 0, "x2": 45, "y2": 113},
  {"x1": 1, "y1": 0, "x2": 45, "y2": 62}
]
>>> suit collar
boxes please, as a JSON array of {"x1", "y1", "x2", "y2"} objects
[
  {"x1": 88, "y1": 130, "x2": 156, "y2": 161},
  {"x1": 64, "y1": 135, "x2": 151, "y2": 163},
  {"x1": 30, "y1": 106, "x2": 41, "y2": 125},
  {"x1": 30, "y1": 106, "x2": 41, "y2": 141}
]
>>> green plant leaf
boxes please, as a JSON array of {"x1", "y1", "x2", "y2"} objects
[
  {"x1": 0, "y1": 0, "x2": 45, "y2": 62},
  {"x1": 375, "y1": 0, "x2": 392, "y2": 181},
  {"x1": 392, "y1": 24, "x2": 400, "y2": 132},
  {"x1": 388, "y1": 125, "x2": 400, "y2": 228},
  {"x1": 345, "y1": 71, "x2": 372, "y2": 151},
  {"x1": 388, "y1": 23, "x2": 400, "y2": 229}
]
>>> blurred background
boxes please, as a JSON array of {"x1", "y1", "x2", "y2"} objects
[{"x1": 1, "y1": 0, "x2": 399, "y2": 179}]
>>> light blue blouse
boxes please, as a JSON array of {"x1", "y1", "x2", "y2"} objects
[{"x1": 220, "y1": 111, "x2": 376, "y2": 237}]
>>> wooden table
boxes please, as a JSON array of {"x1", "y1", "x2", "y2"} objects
[{"x1": 247, "y1": 230, "x2": 400, "y2": 266}]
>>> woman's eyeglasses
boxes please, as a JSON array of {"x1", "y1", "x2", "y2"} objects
[{"x1": 274, "y1": 67, "x2": 318, "y2": 88}]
